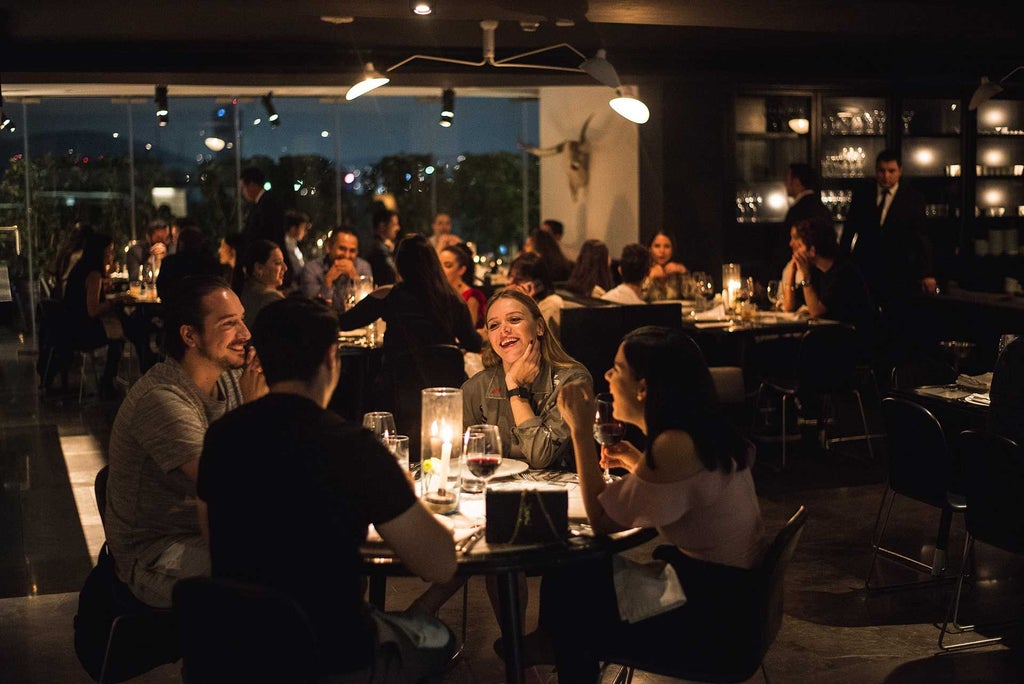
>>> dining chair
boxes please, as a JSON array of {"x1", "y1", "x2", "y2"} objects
[
  {"x1": 939, "y1": 430, "x2": 1024, "y2": 651},
  {"x1": 74, "y1": 466, "x2": 180, "y2": 683},
  {"x1": 757, "y1": 324, "x2": 877, "y2": 469},
  {"x1": 387, "y1": 343, "x2": 468, "y2": 458},
  {"x1": 173, "y1": 576, "x2": 320, "y2": 683},
  {"x1": 865, "y1": 398, "x2": 965, "y2": 589},
  {"x1": 601, "y1": 506, "x2": 808, "y2": 684}
]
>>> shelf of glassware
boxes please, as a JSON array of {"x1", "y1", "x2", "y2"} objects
[
  {"x1": 820, "y1": 96, "x2": 887, "y2": 180},
  {"x1": 734, "y1": 182, "x2": 789, "y2": 223}
]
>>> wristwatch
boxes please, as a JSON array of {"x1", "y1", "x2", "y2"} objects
[{"x1": 506, "y1": 386, "x2": 533, "y2": 400}]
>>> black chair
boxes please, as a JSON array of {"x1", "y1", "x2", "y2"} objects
[
  {"x1": 757, "y1": 324, "x2": 877, "y2": 469},
  {"x1": 387, "y1": 343, "x2": 468, "y2": 460},
  {"x1": 74, "y1": 466, "x2": 179, "y2": 682},
  {"x1": 939, "y1": 430, "x2": 1024, "y2": 651},
  {"x1": 602, "y1": 506, "x2": 808, "y2": 684},
  {"x1": 889, "y1": 355, "x2": 957, "y2": 391},
  {"x1": 172, "y1": 576, "x2": 319, "y2": 683},
  {"x1": 866, "y1": 398, "x2": 965, "y2": 589}
]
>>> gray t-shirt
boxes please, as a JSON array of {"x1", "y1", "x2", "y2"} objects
[{"x1": 105, "y1": 358, "x2": 242, "y2": 587}]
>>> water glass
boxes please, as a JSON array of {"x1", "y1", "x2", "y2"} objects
[
  {"x1": 766, "y1": 280, "x2": 781, "y2": 310},
  {"x1": 362, "y1": 411, "x2": 396, "y2": 443},
  {"x1": 385, "y1": 434, "x2": 410, "y2": 472}
]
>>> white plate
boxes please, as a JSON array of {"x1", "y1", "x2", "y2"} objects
[{"x1": 491, "y1": 459, "x2": 529, "y2": 479}]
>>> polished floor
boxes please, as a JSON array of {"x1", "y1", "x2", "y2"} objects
[{"x1": 0, "y1": 324, "x2": 1022, "y2": 683}]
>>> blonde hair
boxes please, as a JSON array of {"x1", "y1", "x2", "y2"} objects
[{"x1": 481, "y1": 289, "x2": 579, "y2": 370}]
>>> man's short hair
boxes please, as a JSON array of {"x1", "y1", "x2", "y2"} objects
[
  {"x1": 619, "y1": 243, "x2": 651, "y2": 284},
  {"x1": 788, "y1": 163, "x2": 819, "y2": 191},
  {"x1": 876, "y1": 149, "x2": 901, "y2": 167},
  {"x1": 147, "y1": 218, "x2": 168, "y2": 238},
  {"x1": 794, "y1": 217, "x2": 838, "y2": 260},
  {"x1": 285, "y1": 210, "x2": 310, "y2": 229},
  {"x1": 372, "y1": 208, "x2": 396, "y2": 231},
  {"x1": 239, "y1": 167, "x2": 266, "y2": 186},
  {"x1": 162, "y1": 275, "x2": 233, "y2": 361},
  {"x1": 251, "y1": 298, "x2": 339, "y2": 385},
  {"x1": 541, "y1": 219, "x2": 564, "y2": 237}
]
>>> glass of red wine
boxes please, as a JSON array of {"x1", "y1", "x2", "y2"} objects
[
  {"x1": 463, "y1": 424, "x2": 504, "y2": 495},
  {"x1": 593, "y1": 393, "x2": 624, "y2": 483}
]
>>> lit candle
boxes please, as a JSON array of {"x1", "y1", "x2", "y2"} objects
[
  {"x1": 438, "y1": 422, "x2": 453, "y2": 494},
  {"x1": 726, "y1": 279, "x2": 741, "y2": 309}
]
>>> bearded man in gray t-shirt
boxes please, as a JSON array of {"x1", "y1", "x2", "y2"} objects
[{"x1": 105, "y1": 275, "x2": 265, "y2": 607}]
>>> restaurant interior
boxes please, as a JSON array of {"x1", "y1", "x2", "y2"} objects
[{"x1": 1, "y1": 1, "x2": 1023, "y2": 682}]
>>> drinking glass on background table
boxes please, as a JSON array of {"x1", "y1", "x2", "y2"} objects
[
  {"x1": 593, "y1": 393, "x2": 625, "y2": 483},
  {"x1": 766, "y1": 280, "x2": 781, "y2": 310},
  {"x1": 362, "y1": 411, "x2": 396, "y2": 443},
  {"x1": 462, "y1": 424, "x2": 503, "y2": 495},
  {"x1": 385, "y1": 435, "x2": 410, "y2": 472}
]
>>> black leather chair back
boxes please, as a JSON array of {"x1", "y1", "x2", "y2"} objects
[
  {"x1": 881, "y1": 398, "x2": 954, "y2": 508},
  {"x1": 759, "y1": 506, "x2": 808, "y2": 658},
  {"x1": 562, "y1": 303, "x2": 683, "y2": 394},
  {"x1": 173, "y1": 576, "x2": 319, "y2": 684},
  {"x1": 387, "y1": 344, "x2": 467, "y2": 461},
  {"x1": 958, "y1": 430, "x2": 1024, "y2": 554}
]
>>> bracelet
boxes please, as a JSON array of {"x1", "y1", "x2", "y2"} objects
[{"x1": 798, "y1": 279, "x2": 810, "y2": 288}]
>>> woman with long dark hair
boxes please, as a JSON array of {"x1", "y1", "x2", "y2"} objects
[
  {"x1": 238, "y1": 239, "x2": 286, "y2": 329},
  {"x1": 63, "y1": 232, "x2": 124, "y2": 398},
  {"x1": 440, "y1": 242, "x2": 487, "y2": 329},
  {"x1": 525, "y1": 228, "x2": 574, "y2": 283},
  {"x1": 532, "y1": 326, "x2": 763, "y2": 679},
  {"x1": 645, "y1": 231, "x2": 688, "y2": 301},
  {"x1": 565, "y1": 239, "x2": 613, "y2": 298},
  {"x1": 338, "y1": 233, "x2": 480, "y2": 354}
]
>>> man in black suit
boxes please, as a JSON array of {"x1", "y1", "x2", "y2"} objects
[
  {"x1": 364, "y1": 207, "x2": 400, "y2": 286},
  {"x1": 773, "y1": 163, "x2": 833, "y2": 279},
  {"x1": 234, "y1": 167, "x2": 286, "y2": 292},
  {"x1": 840, "y1": 149, "x2": 936, "y2": 306}
]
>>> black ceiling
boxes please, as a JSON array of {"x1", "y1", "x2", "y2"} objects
[{"x1": 0, "y1": 1, "x2": 1019, "y2": 89}]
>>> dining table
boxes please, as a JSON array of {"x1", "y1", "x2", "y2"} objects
[{"x1": 360, "y1": 470, "x2": 657, "y2": 684}]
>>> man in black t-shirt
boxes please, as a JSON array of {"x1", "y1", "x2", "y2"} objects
[{"x1": 198, "y1": 298, "x2": 456, "y2": 679}]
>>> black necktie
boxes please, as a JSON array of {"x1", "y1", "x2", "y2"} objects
[{"x1": 876, "y1": 189, "x2": 889, "y2": 225}]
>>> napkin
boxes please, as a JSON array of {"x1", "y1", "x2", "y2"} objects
[
  {"x1": 693, "y1": 304, "x2": 726, "y2": 321},
  {"x1": 963, "y1": 393, "x2": 991, "y2": 407},
  {"x1": 956, "y1": 372, "x2": 993, "y2": 392}
]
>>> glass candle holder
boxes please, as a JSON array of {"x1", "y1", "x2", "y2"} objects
[
  {"x1": 722, "y1": 263, "x2": 742, "y2": 311},
  {"x1": 420, "y1": 387, "x2": 463, "y2": 514}
]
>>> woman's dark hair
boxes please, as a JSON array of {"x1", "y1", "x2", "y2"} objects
[
  {"x1": 223, "y1": 232, "x2": 244, "y2": 252},
  {"x1": 566, "y1": 239, "x2": 612, "y2": 297},
  {"x1": 77, "y1": 232, "x2": 113, "y2": 274},
  {"x1": 793, "y1": 217, "x2": 838, "y2": 259},
  {"x1": 648, "y1": 230, "x2": 674, "y2": 253},
  {"x1": 442, "y1": 242, "x2": 476, "y2": 285},
  {"x1": 176, "y1": 226, "x2": 206, "y2": 255},
  {"x1": 508, "y1": 252, "x2": 553, "y2": 299},
  {"x1": 163, "y1": 275, "x2": 233, "y2": 361},
  {"x1": 528, "y1": 228, "x2": 573, "y2": 281},
  {"x1": 241, "y1": 239, "x2": 280, "y2": 278},
  {"x1": 394, "y1": 233, "x2": 457, "y2": 338},
  {"x1": 621, "y1": 325, "x2": 749, "y2": 473}
]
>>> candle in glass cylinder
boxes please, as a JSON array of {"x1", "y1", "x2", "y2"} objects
[
  {"x1": 421, "y1": 387, "x2": 462, "y2": 513},
  {"x1": 722, "y1": 263, "x2": 742, "y2": 310}
]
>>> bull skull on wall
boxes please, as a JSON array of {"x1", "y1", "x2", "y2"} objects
[{"x1": 519, "y1": 114, "x2": 593, "y2": 202}]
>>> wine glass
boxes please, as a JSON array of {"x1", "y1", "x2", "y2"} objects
[
  {"x1": 463, "y1": 424, "x2": 503, "y2": 495},
  {"x1": 593, "y1": 393, "x2": 625, "y2": 483},
  {"x1": 362, "y1": 411, "x2": 396, "y2": 443},
  {"x1": 385, "y1": 435, "x2": 410, "y2": 472},
  {"x1": 766, "y1": 280, "x2": 781, "y2": 310}
]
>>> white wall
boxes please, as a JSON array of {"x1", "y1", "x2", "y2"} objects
[{"x1": 537, "y1": 87, "x2": 640, "y2": 260}]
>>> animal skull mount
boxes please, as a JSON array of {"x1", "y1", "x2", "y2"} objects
[{"x1": 519, "y1": 114, "x2": 593, "y2": 202}]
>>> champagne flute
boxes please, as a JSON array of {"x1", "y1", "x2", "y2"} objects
[
  {"x1": 463, "y1": 424, "x2": 503, "y2": 495},
  {"x1": 593, "y1": 393, "x2": 625, "y2": 483},
  {"x1": 362, "y1": 411, "x2": 397, "y2": 443}
]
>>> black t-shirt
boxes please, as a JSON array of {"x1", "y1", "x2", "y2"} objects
[
  {"x1": 198, "y1": 393, "x2": 416, "y2": 674},
  {"x1": 815, "y1": 258, "x2": 877, "y2": 333}
]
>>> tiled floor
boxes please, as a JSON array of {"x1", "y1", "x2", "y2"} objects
[{"x1": 0, "y1": 325, "x2": 1022, "y2": 683}]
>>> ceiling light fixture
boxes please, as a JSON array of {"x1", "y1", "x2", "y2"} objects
[
  {"x1": 970, "y1": 66, "x2": 1024, "y2": 110},
  {"x1": 262, "y1": 91, "x2": 280, "y2": 127},
  {"x1": 440, "y1": 88, "x2": 455, "y2": 127},
  {"x1": 345, "y1": 62, "x2": 390, "y2": 101},
  {"x1": 349, "y1": 20, "x2": 649, "y2": 124},
  {"x1": 411, "y1": 0, "x2": 433, "y2": 15},
  {"x1": 154, "y1": 85, "x2": 169, "y2": 125}
]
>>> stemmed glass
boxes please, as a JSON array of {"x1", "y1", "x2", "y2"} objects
[
  {"x1": 463, "y1": 424, "x2": 503, "y2": 494},
  {"x1": 766, "y1": 280, "x2": 781, "y2": 310},
  {"x1": 593, "y1": 393, "x2": 625, "y2": 483},
  {"x1": 362, "y1": 411, "x2": 397, "y2": 443}
]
